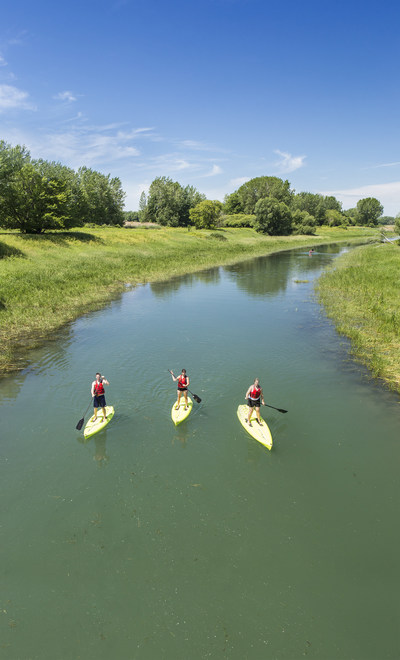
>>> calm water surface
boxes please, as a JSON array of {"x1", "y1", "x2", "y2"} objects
[{"x1": 1, "y1": 245, "x2": 399, "y2": 660}]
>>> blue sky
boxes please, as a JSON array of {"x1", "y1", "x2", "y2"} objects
[{"x1": 1, "y1": 0, "x2": 399, "y2": 214}]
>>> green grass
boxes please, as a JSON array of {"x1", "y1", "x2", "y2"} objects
[
  {"x1": 0, "y1": 225, "x2": 376, "y2": 374},
  {"x1": 317, "y1": 242, "x2": 400, "y2": 391}
]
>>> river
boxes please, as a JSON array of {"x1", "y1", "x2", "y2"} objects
[{"x1": 1, "y1": 244, "x2": 399, "y2": 659}]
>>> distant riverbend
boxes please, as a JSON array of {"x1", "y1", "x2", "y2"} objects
[{"x1": 0, "y1": 225, "x2": 375, "y2": 374}]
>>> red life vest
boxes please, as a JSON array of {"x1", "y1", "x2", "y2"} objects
[
  {"x1": 178, "y1": 375, "x2": 187, "y2": 388},
  {"x1": 249, "y1": 386, "x2": 261, "y2": 399},
  {"x1": 94, "y1": 380, "x2": 105, "y2": 395}
]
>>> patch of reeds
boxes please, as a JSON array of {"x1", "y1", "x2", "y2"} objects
[{"x1": 317, "y1": 243, "x2": 400, "y2": 391}]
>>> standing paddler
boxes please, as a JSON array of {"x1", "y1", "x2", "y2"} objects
[
  {"x1": 170, "y1": 369, "x2": 190, "y2": 410},
  {"x1": 91, "y1": 372, "x2": 110, "y2": 422},
  {"x1": 245, "y1": 378, "x2": 265, "y2": 427}
]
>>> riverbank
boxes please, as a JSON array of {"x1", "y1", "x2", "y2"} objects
[
  {"x1": 317, "y1": 242, "x2": 400, "y2": 392},
  {"x1": 0, "y1": 225, "x2": 375, "y2": 375}
]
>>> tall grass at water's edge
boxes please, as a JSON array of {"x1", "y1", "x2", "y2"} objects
[
  {"x1": 317, "y1": 242, "x2": 400, "y2": 392},
  {"x1": 0, "y1": 226, "x2": 376, "y2": 375}
]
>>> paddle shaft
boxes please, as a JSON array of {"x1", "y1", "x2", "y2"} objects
[
  {"x1": 263, "y1": 402, "x2": 287, "y2": 414},
  {"x1": 76, "y1": 398, "x2": 94, "y2": 430}
]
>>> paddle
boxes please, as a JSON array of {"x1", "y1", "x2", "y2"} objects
[
  {"x1": 262, "y1": 402, "x2": 288, "y2": 414},
  {"x1": 76, "y1": 398, "x2": 94, "y2": 431},
  {"x1": 168, "y1": 370, "x2": 202, "y2": 403}
]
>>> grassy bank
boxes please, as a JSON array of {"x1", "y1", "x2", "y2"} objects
[
  {"x1": 0, "y1": 225, "x2": 375, "y2": 374},
  {"x1": 317, "y1": 242, "x2": 400, "y2": 392}
]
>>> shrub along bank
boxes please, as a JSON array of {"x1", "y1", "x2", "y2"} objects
[
  {"x1": 0, "y1": 225, "x2": 375, "y2": 374},
  {"x1": 317, "y1": 242, "x2": 400, "y2": 392}
]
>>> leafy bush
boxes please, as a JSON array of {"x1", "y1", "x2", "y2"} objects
[
  {"x1": 222, "y1": 213, "x2": 255, "y2": 227},
  {"x1": 254, "y1": 198, "x2": 292, "y2": 235}
]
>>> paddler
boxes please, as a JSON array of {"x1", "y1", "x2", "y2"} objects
[
  {"x1": 91, "y1": 372, "x2": 110, "y2": 421},
  {"x1": 170, "y1": 368, "x2": 190, "y2": 410},
  {"x1": 245, "y1": 378, "x2": 265, "y2": 426}
]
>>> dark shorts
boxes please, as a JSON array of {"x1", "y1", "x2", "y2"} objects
[
  {"x1": 94, "y1": 395, "x2": 106, "y2": 408},
  {"x1": 178, "y1": 388, "x2": 187, "y2": 393},
  {"x1": 248, "y1": 397, "x2": 260, "y2": 408}
]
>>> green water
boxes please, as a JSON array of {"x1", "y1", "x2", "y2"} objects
[{"x1": 1, "y1": 245, "x2": 399, "y2": 660}]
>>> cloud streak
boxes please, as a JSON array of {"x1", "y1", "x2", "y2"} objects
[
  {"x1": 0, "y1": 84, "x2": 35, "y2": 111},
  {"x1": 274, "y1": 150, "x2": 306, "y2": 173},
  {"x1": 54, "y1": 90, "x2": 77, "y2": 102},
  {"x1": 321, "y1": 181, "x2": 400, "y2": 215}
]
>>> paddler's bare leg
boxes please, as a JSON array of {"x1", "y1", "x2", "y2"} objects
[
  {"x1": 175, "y1": 391, "x2": 181, "y2": 410},
  {"x1": 247, "y1": 405, "x2": 252, "y2": 426},
  {"x1": 184, "y1": 391, "x2": 188, "y2": 410},
  {"x1": 102, "y1": 406, "x2": 107, "y2": 421},
  {"x1": 255, "y1": 406, "x2": 261, "y2": 424},
  {"x1": 93, "y1": 407, "x2": 98, "y2": 421}
]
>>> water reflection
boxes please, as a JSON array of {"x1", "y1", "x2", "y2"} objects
[
  {"x1": 150, "y1": 268, "x2": 221, "y2": 297},
  {"x1": 224, "y1": 244, "x2": 350, "y2": 298},
  {"x1": 78, "y1": 428, "x2": 110, "y2": 465}
]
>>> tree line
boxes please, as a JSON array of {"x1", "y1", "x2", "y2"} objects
[
  {"x1": 0, "y1": 140, "x2": 125, "y2": 233},
  {"x1": 0, "y1": 139, "x2": 393, "y2": 235},
  {"x1": 135, "y1": 174, "x2": 387, "y2": 235}
]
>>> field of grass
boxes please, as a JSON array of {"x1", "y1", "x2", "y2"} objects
[
  {"x1": 0, "y1": 225, "x2": 376, "y2": 374},
  {"x1": 317, "y1": 241, "x2": 400, "y2": 392}
]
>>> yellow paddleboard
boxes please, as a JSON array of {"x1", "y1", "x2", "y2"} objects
[
  {"x1": 84, "y1": 406, "x2": 114, "y2": 439},
  {"x1": 171, "y1": 397, "x2": 193, "y2": 425},
  {"x1": 237, "y1": 404, "x2": 273, "y2": 450}
]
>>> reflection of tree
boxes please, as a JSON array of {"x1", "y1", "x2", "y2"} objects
[
  {"x1": 223, "y1": 244, "x2": 347, "y2": 298},
  {"x1": 224, "y1": 252, "x2": 295, "y2": 297},
  {"x1": 0, "y1": 326, "x2": 74, "y2": 403},
  {"x1": 150, "y1": 267, "x2": 221, "y2": 298},
  {"x1": 0, "y1": 372, "x2": 26, "y2": 403}
]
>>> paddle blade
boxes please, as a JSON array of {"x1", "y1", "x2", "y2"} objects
[
  {"x1": 193, "y1": 393, "x2": 202, "y2": 403},
  {"x1": 76, "y1": 418, "x2": 84, "y2": 431},
  {"x1": 277, "y1": 408, "x2": 288, "y2": 413}
]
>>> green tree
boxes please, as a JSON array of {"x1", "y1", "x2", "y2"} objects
[
  {"x1": 0, "y1": 140, "x2": 31, "y2": 228},
  {"x1": 144, "y1": 176, "x2": 205, "y2": 226},
  {"x1": 0, "y1": 162, "x2": 71, "y2": 233},
  {"x1": 355, "y1": 197, "x2": 384, "y2": 226},
  {"x1": 291, "y1": 209, "x2": 316, "y2": 234},
  {"x1": 236, "y1": 176, "x2": 293, "y2": 214},
  {"x1": 254, "y1": 198, "x2": 292, "y2": 235},
  {"x1": 223, "y1": 191, "x2": 242, "y2": 214},
  {"x1": 377, "y1": 215, "x2": 395, "y2": 226},
  {"x1": 124, "y1": 211, "x2": 140, "y2": 222},
  {"x1": 77, "y1": 167, "x2": 125, "y2": 226},
  {"x1": 189, "y1": 200, "x2": 222, "y2": 229},
  {"x1": 34, "y1": 159, "x2": 83, "y2": 228},
  {"x1": 325, "y1": 209, "x2": 348, "y2": 227}
]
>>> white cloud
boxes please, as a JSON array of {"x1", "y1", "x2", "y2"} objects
[
  {"x1": 40, "y1": 131, "x2": 140, "y2": 167},
  {"x1": 54, "y1": 90, "x2": 77, "y2": 102},
  {"x1": 372, "y1": 161, "x2": 400, "y2": 169},
  {"x1": 201, "y1": 164, "x2": 222, "y2": 177},
  {"x1": 320, "y1": 181, "x2": 400, "y2": 216},
  {"x1": 0, "y1": 84, "x2": 35, "y2": 111},
  {"x1": 274, "y1": 150, "x2": 306, "y2": 173},
  {"x1": 0, "y1": 54, "x2": 7, "y2": 66},
  {"x1": 230, "y1": 176, "x2": 250, "y2": 188}
]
